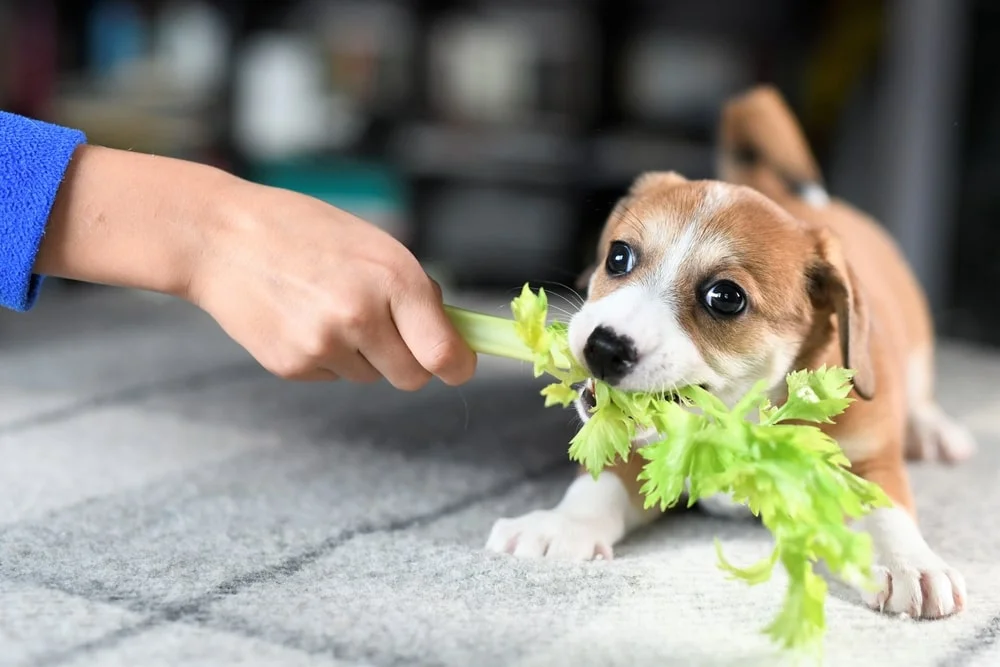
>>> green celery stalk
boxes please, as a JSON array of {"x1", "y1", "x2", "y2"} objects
[{"x1": 445, "y1": 306, "x2": 535, "y2": 364}]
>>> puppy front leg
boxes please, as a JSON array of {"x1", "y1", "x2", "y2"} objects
[
  {"x1": 486, "y1": 454, "x2": 659, "y2": 561},
  {"x1": 851, "y1": 459, "x2": 967, "y2": 618}
]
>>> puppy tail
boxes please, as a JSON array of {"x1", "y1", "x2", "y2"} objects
[{"x1": 717, "y1": 85, "x2": 830, "y2": 207}]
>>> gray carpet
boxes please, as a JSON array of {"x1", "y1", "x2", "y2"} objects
[{"x1": 2, "y1": 286, "x2": 1000, "y2": 667}]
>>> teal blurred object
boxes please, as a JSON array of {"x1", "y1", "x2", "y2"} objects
[
  {"x1": 87, "y1": 0, "x2": 148, "y2": 78},
  {"x1": 248, "y1": 158, "x2": 412, "y2": 243}
]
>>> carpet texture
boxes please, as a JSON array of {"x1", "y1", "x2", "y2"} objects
[{"x1": 2, "y1": 287, "x2": 1000, "y2": 667}]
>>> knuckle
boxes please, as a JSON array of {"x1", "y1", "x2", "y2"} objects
[
  {"x1": 384, "y1": 260, "x2": 428, "y2": 298},
  {"x1": 422, "y1": 337, "x2": 476, "y2": 384},
  {"x1": 422, "y1": 337, "x2": 464, "y2": 375},
  {"x1": 300, "y1": 330, "x2": 333, "y2": 362},
  {"x1": 334, "y1": 303, "x2": 373, "y2": 334},
  {"x1": 269, "y1": 355, "x2": 313, "y2": 380},
  {"x1": 376, "y1": 260, "x2": 407, "y2": 290},
  {"x1": 424, "y1": 337, "x2": 473, "y2": 382},
  {"x1": 385, "y1": 260, "x2": 411, "y2": 284},
  {"x1": 427, "y1": 277, "x2": 444, "y2": 301}
]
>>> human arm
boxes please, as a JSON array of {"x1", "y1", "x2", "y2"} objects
[{"x1": 21, "y1": 129, "x2": 475, "y2": 388}]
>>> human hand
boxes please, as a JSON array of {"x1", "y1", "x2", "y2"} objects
[
  {"x1": 187, "y1": 179, "x2": 477, "y2": 389},
  {"x1": 36, "y1": 145, "x2": 474, "y2": 389}
]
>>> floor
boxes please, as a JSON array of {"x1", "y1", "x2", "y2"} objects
[{"x1": 2, "y1": 285, "x2": 999, "y2": 667}]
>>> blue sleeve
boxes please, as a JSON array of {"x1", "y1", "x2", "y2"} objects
[{"x1": 0, "y1": 110, "x2": 87, "y2": 311}]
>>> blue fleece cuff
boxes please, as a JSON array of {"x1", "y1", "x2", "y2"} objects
[{"x1": 0, "y1": 110, "x2": 87, "y2": 311}]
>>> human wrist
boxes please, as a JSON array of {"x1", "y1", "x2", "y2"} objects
[{"x1": 35, "y1": 145, "x2": 240, "y2": 300}]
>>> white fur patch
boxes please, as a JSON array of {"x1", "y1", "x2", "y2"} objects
[
  {"x1": 485, "y1": 473, "x2": 654, "y2": 561},
  {"x1": 905, "y1": 350, "x2": 932, "y2": 406},
  {"x1": 698, "y1": 181, "x2": 730, "y2": 221},
  {"x1": 800, "y1": 183, "x2": 830, "y2": 208},
  {"x1": 651, "y1": 228, "x2": 735, "y2": 293},
  {"x1": 851, "y1": 507, "x2": 966, "y2": 618},
  {"x1": 557, "y1": 472, "x2": 651, "y2": 531},
  {"x1": 907, "y1": 403, "x2": 977, "y2": 463},
  {"x1": 568, "y1": 283, "x2": 721, "y2": 393},
  {"x1": 905, "y1": 350, "x2": 977, "y2": 462}
]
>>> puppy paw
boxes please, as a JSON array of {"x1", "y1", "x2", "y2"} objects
[
  {"x1": 485, "y1": 510, "x2": 617, "y2": 561},
  {"x1": 907, "y1": 405, "x2": 977, "y2": 463},
  {"x1": 857, "y1": 507, "x2": 967, "y2": 619},
  {"x1": 863, "y1": 560, "x2": 966, "y2": 619}
]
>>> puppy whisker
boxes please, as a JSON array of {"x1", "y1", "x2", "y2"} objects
[
  {"x1": 548, "y1": 293, "x2": 583, "y2": 313},
  {"x1": 546, "y1": 300, "x2": 579, "y2": 318},
  {"x1": 533, "y1": 279, "x2": 586, "y2": 309}
]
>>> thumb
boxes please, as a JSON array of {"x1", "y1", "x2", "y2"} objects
[{"x1": 391, "y1": 278, "x2": 477, "y2": 386}]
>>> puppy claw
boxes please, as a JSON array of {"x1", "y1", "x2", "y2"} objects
[
  {"x1": 862, "y1": 567, "x2": 892, "y2": 613},
  {"x1": 486, "y1": 510, "x2": 615, "y2": 562},
  {"x1": 863, "y1": 563, "x2": 966, "y2": 619}
]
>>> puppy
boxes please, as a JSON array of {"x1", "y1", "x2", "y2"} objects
[{"x1": 486, "y1": 85, "x2": 975, "y2": 620}]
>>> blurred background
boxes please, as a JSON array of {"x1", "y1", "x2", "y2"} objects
[{"x1": 1, "y1": 0, "x2": 996, "y2": 347}]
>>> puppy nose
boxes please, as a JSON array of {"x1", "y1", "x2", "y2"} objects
[{"x1": 583, "y1": 326, "x2": 638, "y2": 384}]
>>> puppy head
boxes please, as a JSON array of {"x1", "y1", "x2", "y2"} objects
[{"x1": 569, "y1": 171, "x2": 873, "y2": 420}]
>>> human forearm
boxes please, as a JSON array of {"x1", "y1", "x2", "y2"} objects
[
  {"x1": 32, "y1": 141, "x2": 476, "y2": 388},
  {"x1": 35, "y1": 144, "x2": 238, "y2": 298}
]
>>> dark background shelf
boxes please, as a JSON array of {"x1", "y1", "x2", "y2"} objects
[{"x1": 3, "y1": 0, "x2": 998, "y2": 347}]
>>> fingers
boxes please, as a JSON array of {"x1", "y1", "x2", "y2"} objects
[
  {"x1": 321, "y1": 349, "x2": 381, "y2": 384},
  {"x1": 271, "y1": 353, "x2": 379, "y2": 384},
  {"x1": 357, "y1": 318, "x2": 433, "y2": 391},
  {"x1": 390, "y1": 277, "x2": 477, "y2": 387},
  {"x1": 288, "y1": 368, "x2": 340, "y2": 382},
  {"x1": 263, "y1": 245, "x2": 475, "y2": 389}
]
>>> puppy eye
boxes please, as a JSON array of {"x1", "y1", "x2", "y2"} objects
[
  {"x1": 703, "y1": 280, "x2": 747, "y2": 316},
  {"x1": 606, "y1": 241, "x2": 636, "y2": 276}
]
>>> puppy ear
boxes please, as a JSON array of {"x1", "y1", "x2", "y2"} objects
[
  {"x1": 808, "y1": 228, "x2": 875, "y2": 400},
  {"x1": 628, "y1": 171, "x2": 689, "y2": 198}
]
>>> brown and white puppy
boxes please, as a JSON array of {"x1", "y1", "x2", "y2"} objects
[{"x1": 486, "y1": 85, "x2": 975, "y2": 620}]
